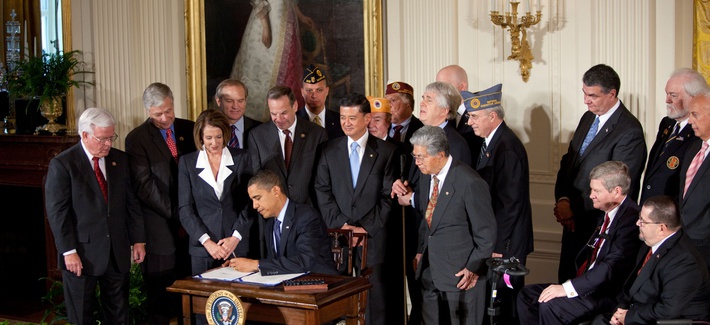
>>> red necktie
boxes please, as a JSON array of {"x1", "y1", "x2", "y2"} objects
[
  {"x1": 425, "y1": 175, "x2": 440, "y2": 228},
  {"x1": 684, "y1": 141, "x2": 708, "y2": 198},
  {"x1": 228, "y1": 125, "x2": 239, "y2": 148},
  {"x1": 283, "y1": 130, "x2": 293, "y2": 169},
  {"x1": 393, "y1": 125, "x2": 403, "y2": 142},
  {"x1": 93, "y1": 157, "x2": 108, "y2": 201},
  {"x1": 637, "y1": 249, "x2": 653, "y2": 275},
  {"x1": 166, "y1": 129, "x2": 178, "y2": 161},
  {"x1": 577, "y1": 213, "x2": 610, "y2": 276}
]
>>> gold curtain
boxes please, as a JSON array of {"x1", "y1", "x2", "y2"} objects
[
  {"x1": 0, "y1": 0, "x2": 41, "y2": 67},
  {"x1": 695, "y1": 0, "x2": 710, "y2": 83}
]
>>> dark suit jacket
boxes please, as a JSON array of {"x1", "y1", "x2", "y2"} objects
[
  {"x1": 46, "y1": 144, "x2": 146, "y2": 276},
  {"x1": 414, "y1": 159, "x2": 496, "y2": 291},
  {"x1": 571, "y1": 198, "x2": 641, "y2": 301},
  {"x1": 640, "y1": 117, "x2": 695, "y2": 203},
  {"x1": 296, "y1": 107, "x2": 344, "y2": 140},
  {"x1": 555, "y1": 103, "x2": 646, "y2": 280},
  {"x1": 239, "y1": 116, "x2": 261, "y2": 149},
  {"x1": 247, "y1": 117, "x2": 328, "y2": 205},
  {"x1": 178, "y1": 148, "x2": 253, "y2": 257},
  {"x1": 619, "y1": 230, "x2": 710, "y2": 324},
  {"x1": 391, "y1": 115, "x2": 424, "y2": 144},
  {"x1": 315, "y1": 135, "x2": 397, "y2": 265},
  {"x1": 125, "y1": 118, "x2": 196, "y2": 255},
  {"x1": 475, "y1": 122, "x2": 533, "y2": 258},
  {"x1": 456, "y1": 115, "x2": 484, "y2": 164},
  {"x1": 254, "y1": 201, "x2": 338, "y2": 275},
  {"x1": 443, "y1": 121, "x2": 473, "y2": 166},
  {"x1": 679, "y1": 138, "x2": 710, "y2": 265}
]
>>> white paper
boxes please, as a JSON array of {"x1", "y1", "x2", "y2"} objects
[
  {"x1": 196, "y1": 266, "x2": 254, "y2": 281},
  {"x1": 239, "y1": 272, "x2": 306, "y2": 286}
]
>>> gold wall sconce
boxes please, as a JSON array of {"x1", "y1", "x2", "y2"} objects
[{"x1": 490, "y1": 1, "x2": 542, "y2": 82}]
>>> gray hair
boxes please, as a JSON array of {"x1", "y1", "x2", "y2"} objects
[
  {"x1": 670, "y1": 68, "x2": 710, "y2": 98},
  {"x1": 410, "y1": 125, "x2": 450, "y2": 157},
  {"x1": 78, "y1": 107, "x2": 116, "y2": 135},
  {"x1": 142, "y1": 82, "x2": 174, "y2": 110},
  {"x1": 425, "y1": 82, "x2": 460, "y2": 120},
  {"x1": 589, "y1": 161, "x2": 631, "y2": 195},
  {"x1": 486, "y1": 105, "x2": 506, "y2": 120}
]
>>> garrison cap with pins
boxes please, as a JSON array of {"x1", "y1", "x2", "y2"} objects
[
  {"x1": 303, "y1": 64, "x2": 327, "y2": 84},
  {"x1": 462, "y1": 83, "x2": 503, "y2": 112}
]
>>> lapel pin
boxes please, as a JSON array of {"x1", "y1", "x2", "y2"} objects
[
  {"x1": 300, "y1": 133, "x2": 305, "y2": 138},
  {"x1": 369, "y1": 154, "x2": 374, "y2": 158},
  {"x1": 677, "y1": 136, "x2": 684, "y2": 141},
  {"x1": 605, "y1": 128, "x2": 609, "y2": 133},
  {"x1": 486, "y1": 153, "x2": 490, "y2": 157},
  {"x1": 663, "y1": 129, "x2": 669, "y2": 136},
  {"x1": 445, "y1": 192, "x2": 449, "y2": 195},
  {"x1": 286, "y1": 226, "x2": 290, "y2": 230},
  {"x1": 179, "y1": 136, "x2": 184, "y2": 141},
  {"x1": 111, "y1": 162, "x2": 117, "y2": 166}
]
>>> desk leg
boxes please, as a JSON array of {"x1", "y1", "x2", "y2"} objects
[{"x1": 181, "y1": 294, "x2": 192, "y2": 325}]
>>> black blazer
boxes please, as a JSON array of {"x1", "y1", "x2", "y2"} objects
[
  {"x1": 296, "y1": 107, "x2": 344, "y2": 140},
  {"x1": 443, "y1": 121, "x2": 473, "y2": 166},
  {"x1": 315, "y1": 135, "x2": 397, "y2": 264},
  {"x1": 571, "y1": 198, "x2": 641, "y2": 301},
  {"x1": 247, "y1": 117, "x2": 328, "y2": 205},
  {"x1": 640, "y1": 117, "x2": 695, "y2": 203},
  {"x1": 46, "y1": 144, "x2": 146, "y2": 275},
  {"x1": 255, "y1": 201, "x2": 338, "y2": 275},
  {"x1": 414, "y1": 159, "x2": 496, "y2": 291},
  {"x1": 239, "y1": 116, "x2": 261, "y2": 149},
  {"x1": 125, "y1": 118, "x2": 196, "y2": 255},
  {"x1": 619, "y1": 229, "x2": 710, "y2": 324},
  {"x1": 178, "y1": 148, "x2": 253, "y2": 257},
  {"x1": 679, "y1": 138, "x2": 710, "y2": 258},
  {"x1": 475, "y1": 122, "x2": 533, "y2": 258}
]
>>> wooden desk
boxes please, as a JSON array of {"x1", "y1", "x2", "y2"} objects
[{"x1": 167, "y1": 274, "x2": 371, "y2": 325}]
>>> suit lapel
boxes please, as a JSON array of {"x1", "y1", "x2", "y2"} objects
[
  {"x1": 147, "y1": 120, "x2": 174, "y2": 162},
  {"x1": 279, "y1": 202, "x2": 295, "y2": 256},
  {"x1": 290, "y1": 122, "x2": 309, "y2": 172},
  {"x1": 76, "y1": 145, "x2": 107, "y2": 204},
  {"x1": 650, "y1": 123, "x2": 693, "y2": 175},
  {"x1": 354, "y1": 137, "x2": 378, "y2": 195},
  {"x1": 684, "y1": 152, "x2": 710, "y2": 202},
  {"x1": 478, "y1": 123, "x2": 505, "y2": 169},
  {"x1": 429, "y1": 162, "x2": 456, "y2": 231},
  {"x1": 267, "y1": 123, "x2": 288, "y2": 176},
  {"x1": 580, "y1": 107, "x2": 622, "y2": 161}
]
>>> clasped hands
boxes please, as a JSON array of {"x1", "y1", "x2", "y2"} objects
[
  {"x1": 204, "y1": 237, "x2": 240, "y2": 260},
  {"x1": 554, "y1": 199, "x2": 575, "y2": 232}
]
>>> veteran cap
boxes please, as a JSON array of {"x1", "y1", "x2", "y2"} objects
[
  {"x1": 367, "y1": 96, "x2": 391, "y2": 114},
  {"x1": 463, "y1": 83, "x2": 503, "y2": 112},
  {"x1": 303, "y1": 64, "x2": 327, "y2": 84},
  {"x1": 385, "y1": 81, "x2": 414, "y2": 96}
]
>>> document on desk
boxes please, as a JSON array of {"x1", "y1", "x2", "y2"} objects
[
  {"x1": 239, "y1": 272, "x2": 306, "y2": 286},
  {"x1": 196, "y1": 266, "x2": 254, "y2": 281}
]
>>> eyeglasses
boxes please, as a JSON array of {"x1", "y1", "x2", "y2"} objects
[
  {"x1": 637, "y1": 218, "x2": 663, "y2": 227},
  {"x1": 411, "y1": 153, "x2": 430, "y2": 162},
  {"x1": 91, "y1": 133, "x2": 118, "y2": 144}
]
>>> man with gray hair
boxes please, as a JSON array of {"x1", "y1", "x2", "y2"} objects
[
  {"x1": 406, "y1": 125, "x2": 496, "y2": 324},
  {"x1": 125, "y1": 82, "x2": 196, "y2": 324},
  {"x1": 518, "y1": 161, "x2": 642, "y2": 324},
  {"x1": 46, "y1": 107, "x2": 146, "y2": 324},
  {"x1": 464, "y1": 84, "x2": 533, "y2": 325},
  {"x1": 640, "y1": 68, "x2": 708, "y2": 203}
]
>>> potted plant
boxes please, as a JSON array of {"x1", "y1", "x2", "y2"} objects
[{"x1": 4, "y1": 50, "x2": 93, "y2": 135}]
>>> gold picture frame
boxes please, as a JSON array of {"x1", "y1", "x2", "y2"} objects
[{"x1": 183, "y1": 0, "x2": 384, "y2": 121}]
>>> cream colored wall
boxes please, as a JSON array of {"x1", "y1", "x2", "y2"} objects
[
  {"x1": 67, "y1": 0, "x2": 693, "y2": 283},
  {"x1": 386, "y1": 0, "x2": 693, "y2": 283}
]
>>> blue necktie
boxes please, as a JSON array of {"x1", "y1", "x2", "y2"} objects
[
  {"x1": 350, "y1": 142, "x2": 360, "y2": 188},
  {"x1": 228, "y1": 125, "x2": 239, "y2": 148},
  {"x1": 580, "y1": 116, "x2": 599, "y2": 155},
  {"x1": 273, "y1": 219, "x2": 281, "y2": 257}
]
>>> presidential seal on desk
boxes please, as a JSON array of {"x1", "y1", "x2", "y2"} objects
[{"x1": 205, "y1": 290, "x2": 245, "y2": 325}]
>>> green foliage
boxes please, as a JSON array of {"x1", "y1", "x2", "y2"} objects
[
  {"x1": 39, "y1": 263, "x2": 147, "y2": 325},
  {"x1": 3, "y1": 50, "x2": 93, "y2": 111}
]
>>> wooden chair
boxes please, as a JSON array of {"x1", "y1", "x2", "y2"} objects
[{"x1": 327, "y1": 228, "x2": 370, "y2": 324}]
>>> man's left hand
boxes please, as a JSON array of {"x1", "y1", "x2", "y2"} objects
[
  {"x1": 538, "y1": 284, "x2": 566, "y2": 303},
  {"x1": 455, "y1": 268, "x2": 479, "y2": 290},
  {"x1": 133, "y1": 243, "x2": 146, "y2": 263}
]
